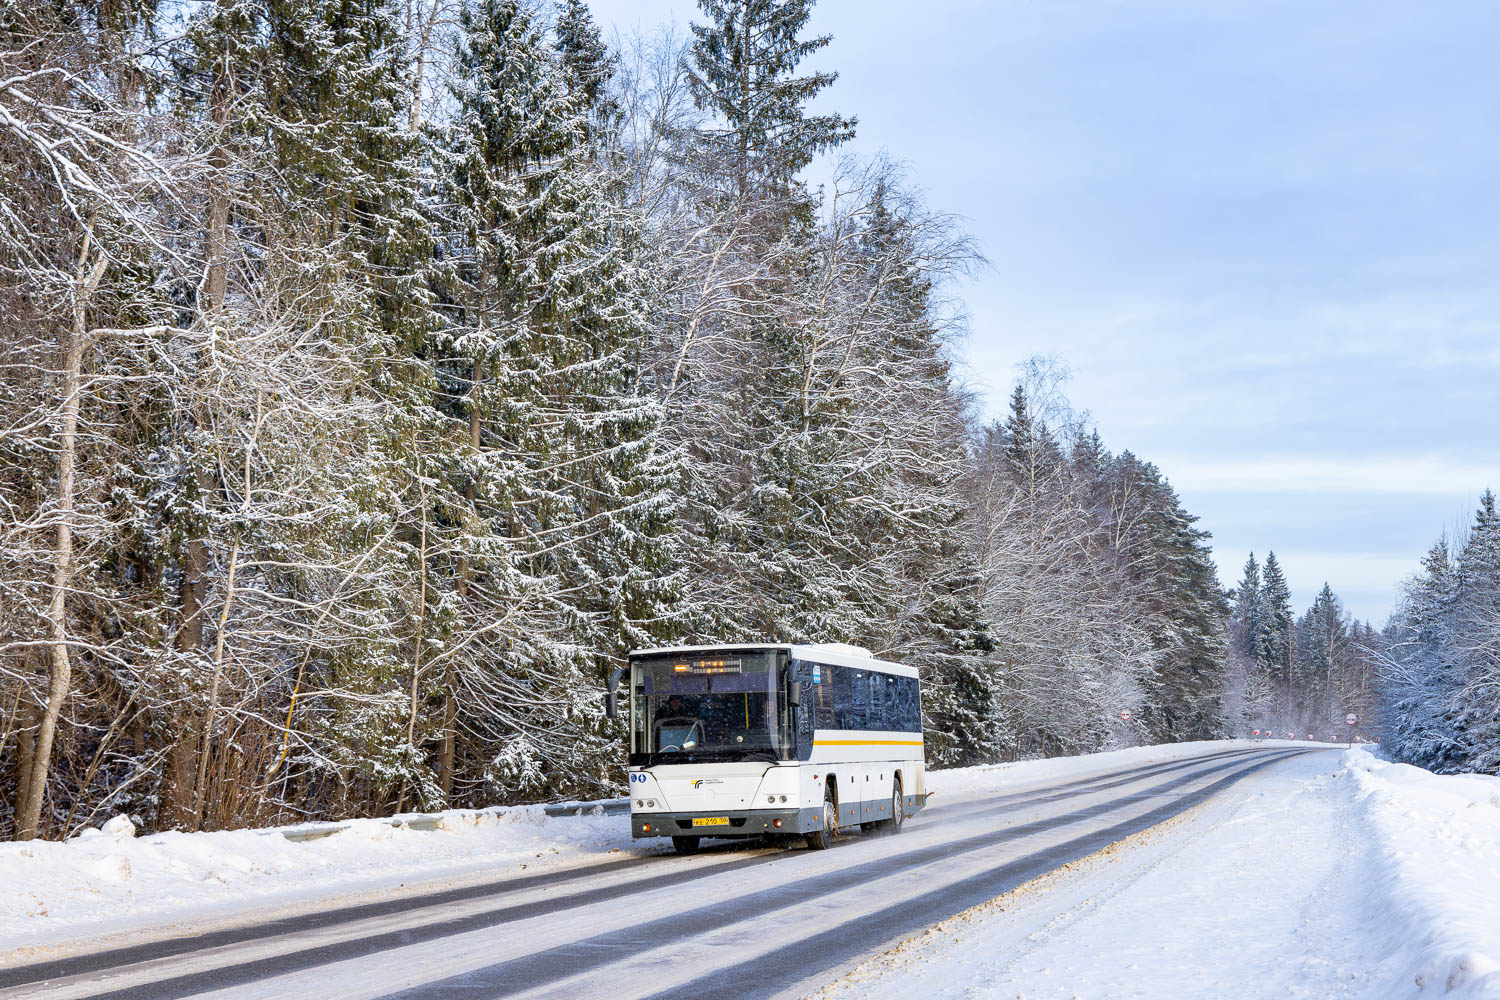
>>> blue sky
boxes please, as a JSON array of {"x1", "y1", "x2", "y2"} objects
[{"x1": 591, "y1": 0, "x2": 1500, "y2": 624}]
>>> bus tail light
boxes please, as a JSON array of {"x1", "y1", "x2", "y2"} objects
[
  {"x1": 642, "y1": 822, "x2": 652, "y2": 832},
  {"x1": 772, "y1": 819, "x2": 782, "y2": 828}
]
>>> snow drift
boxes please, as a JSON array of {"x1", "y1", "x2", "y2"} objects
[{"x1": 1343, "y1": 748, "x2": 1500, "y2": 998}]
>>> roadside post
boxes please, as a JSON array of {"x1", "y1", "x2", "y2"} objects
[{"x1": 1345, "y1": 713, "x2": 1357, "y2": 748}]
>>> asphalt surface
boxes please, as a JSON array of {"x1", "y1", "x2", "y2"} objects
[{"x1": 0, "y1": 745, "x2": 1323, "y2": 1000}]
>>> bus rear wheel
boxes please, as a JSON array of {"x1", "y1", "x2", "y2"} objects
[
  {"x1": 671, "y1": 836, "x2": 700, "y2": 855},
  {"x1": 868, "y1": 777, "x2": 904, "y2": 835},
  {"x1": 805, "y1": 788, "x2": 837, "y2": 850}
]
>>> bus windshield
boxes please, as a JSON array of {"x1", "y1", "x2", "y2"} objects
[{"x1": 630, "y1": 649, "x2": 790, "y2": 763}]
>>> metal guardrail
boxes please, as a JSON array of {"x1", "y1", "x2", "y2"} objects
[
  {"x1": 275, "y1": 797, "x2": 630, "y2": 843},
  {"x1": 542, "y1": 797, "x2": 630, "y2": 817}
]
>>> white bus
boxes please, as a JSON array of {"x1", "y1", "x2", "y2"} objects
[{"x1": 605, "y1": 643, "x2": 927, "y2": 854}]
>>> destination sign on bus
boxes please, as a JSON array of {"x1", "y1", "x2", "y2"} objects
[{"x1": 674, "y1": 658, "x2": 743, "y2": 675}]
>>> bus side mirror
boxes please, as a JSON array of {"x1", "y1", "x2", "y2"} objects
[
  {"x1": 788, "y1": 682, "x2": 802, "y2": 707},
  {"x1": 605, "y1": 667, "x2": 627, "y2": 719}
]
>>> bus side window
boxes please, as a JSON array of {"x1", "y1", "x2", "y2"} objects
[
  {"x1": 815, "y1": 664, "x2": 836, "y2": 729},
  {"x1": 891, "y1": 676, "x2": 910, "y2": 733},
  {"x1": 869, "y1": 672, "x2": 886, "y2": 731},
  {"x1": 850, "y1": 671, "x2": 871, "y2": 730},
  {"x1": 881, "y1": 674, "x2": 899, "y2": 731}
]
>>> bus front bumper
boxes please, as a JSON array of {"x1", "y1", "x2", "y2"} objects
[{"x1": 632, "y1": 807, "x2": 817, "y2": 839}]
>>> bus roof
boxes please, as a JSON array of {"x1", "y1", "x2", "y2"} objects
[{"x1": 628, "y1": 643, "x2": 918, "y2": 678}]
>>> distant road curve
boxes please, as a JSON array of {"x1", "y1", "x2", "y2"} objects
[{"x1": 0, "y1": 745, "x2": 1324, "y2": 1000}]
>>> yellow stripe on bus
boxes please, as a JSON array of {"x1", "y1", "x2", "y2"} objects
[{"x1": 813, "y1": 739, "x2": 924, "y2": 747}]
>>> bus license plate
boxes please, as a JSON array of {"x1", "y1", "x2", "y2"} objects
[{"x1": 692, "y1": 816, "x2": 729, "y2": 827}]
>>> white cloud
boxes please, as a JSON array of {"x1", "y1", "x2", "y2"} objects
[{"x1": 1160, "y1": 455, "x2": 1497, "y2": 495}]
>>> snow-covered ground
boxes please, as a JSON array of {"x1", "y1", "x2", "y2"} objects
[
  {"x1": 0, "y1": 803, "x2": 636, "y2": 963},
  {"x1": 1344, "y1": 750, "x2": 1500, "y2": 997},
  {"x1": 8, "y1": 737, "x2": 1495, "y2": 1000},
  {"x1": 0, "y1": 738, "x2": 1272, "y2": 963},
  {"x1": 816, "y1": 747, "x2": 1500, "y2": 1000}
]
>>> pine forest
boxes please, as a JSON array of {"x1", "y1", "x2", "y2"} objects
[{"x1": 2, "y1": 0, "x2": 1444, "y2": 843}]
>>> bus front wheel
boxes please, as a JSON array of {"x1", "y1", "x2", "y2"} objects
[
  {"x1": 805, "y1": 788, "x2": 837, "y2": 850},
  {"x1": 671, "y1": 836, "x2": 700, "y2": 855}
]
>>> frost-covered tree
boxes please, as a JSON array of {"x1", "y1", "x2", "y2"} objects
[
  {"x1": 432, "y1": 0, "x2": 677, "y2": 803},
  {"x1": 1259, "y1": 551, "x2": 1294, "y2": 683},
  {"x1": 554, "y1": 0, "x2": 618, "y2": 145},
  {"x1": 1380, "y1": 538, "x2": 1469, "y2": 770},
  {"x1": 1455, "y1": 492, "x2": 1500, "y2": 770},
  {"x1": 684, "y1": 0, "x2": 855, "y2": 204}
]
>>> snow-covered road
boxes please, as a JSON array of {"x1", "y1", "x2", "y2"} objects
[
  {"x1": 0, "y1": 745, "x2": 1317, "y2": 1000},
  {"x1": 818, "y1": 748, "x2": 1385, "y2": 999},
  {"x1": 817, "y1": 748, "x2": 1500, "y2": 1000}
]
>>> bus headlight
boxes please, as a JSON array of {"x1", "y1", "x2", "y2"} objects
[
  {"x1": 646, "y1": 799, "x2": 656, "y2": 807},
  {"x1": 767, "y1": 795, "x2": 775, "y2": 803},
  {"x1": 779, "y1": 795, "x2": 787, "y2": 802},
  {"x1": 636, "y1": 799, "x2": 644, "y2": 807}
]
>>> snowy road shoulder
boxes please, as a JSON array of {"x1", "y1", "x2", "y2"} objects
[
  {"x1": 812, "y1": 748, "x2": 1500, "y2": 1000},
  {"x1": 1344, "y1": 750, "x2": 1500, "y2": 997},
  {"x1": 0, "y1": 805, "x2": 640, "y2": 964}
]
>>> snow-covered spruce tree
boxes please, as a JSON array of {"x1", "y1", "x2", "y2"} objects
[
  {"x1": 683, "y1": 0, "x2": 854, "y2": 206},
  {"x1": 1379, "y1": 537, "x2": 1469, "y2": 770},
  {"x1": 1293, "y1": 583, "x2": 1346, "y2": 728},
  {"x1": 257, "y1": 0, "x2": 451, "y2": 821},
  {"x1": 1101, "y1": 451, "x2": 1228, "y2": 741},
  {"x1": 553, "y1": 0, "x2": 619, "y2": 148},
  {"x1": 1258, "y1": 551, "x2": 1294, "y2": 692},
  {"x1": 1453, "y1": 491, "x2": 1500, "y2": 771},
  {"x1": 645, "y1": 0, "x2": 863, "y2": 645},
  {"x1": 433, "y1": 0, "x2": 676, "y2": 804},
  {"x1": 1374, "y1": 488, "x2": 1500, "y2": 774},
  {"x1": 852, "y1": 177, "x2": 994, "y2": 758},
  {"x1": 1222, "y1": 553, "x2": 1274, "y2": 732},
  {"x1": 1232, "y1": 554, "x2": 1264, "y2": 664}
]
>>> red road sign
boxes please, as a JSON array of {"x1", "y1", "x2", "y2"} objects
[
  {"x1": 1345, "y1": 713, "x2": 1358, "y2": 726},
  {"x1": 1119, "y1": 709, "x2": 1133, "y2": 722}
]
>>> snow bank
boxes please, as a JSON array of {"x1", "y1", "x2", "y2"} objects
[
  {"x1": 0, "y1": 803, "x2": 634, "y2": 960},
  {"x1": 1342, "y1": 748, "x2": 1500, "y2": 998}
]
